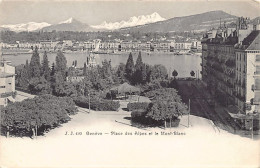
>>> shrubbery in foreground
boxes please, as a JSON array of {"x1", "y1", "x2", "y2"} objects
[{"x1": 1, "y1": 94, "x2": 77, "y2": 138}]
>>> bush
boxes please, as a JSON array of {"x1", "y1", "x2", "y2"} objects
[
  {"x1": 74, "y1": 96, "x2": 120, "y2": 111},
  {"x1": 131, "y1": 110, "x2": 147, "y2": 118},
  {"x1": 127, "y1": 102, "x2": 150, "y2": 111},
  {"x1": 131, "y1": 110, "x2": 148, "y2": 123}
]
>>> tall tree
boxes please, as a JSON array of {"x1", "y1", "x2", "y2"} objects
[
  {"x1": 55, "y1": 50, "x2": 67, "y2": 80},
  {"x1": 172, "y1": 70, "x2": 178, "y2": 79},
  {"x1": 100, "y1": 59, "x2": 112, "y2": 78},
  {"x1": 115, "y1": 63, "x2": 126, "y2": 84},
  {"x1": 149, "y1": 64, "x2": 168, "y2": 82},
  {"x1": 83, "y1": 62, "x2": 87, "y2": 76},
  {"x1": 50, "y1": 63, "x2": 55, "y2": 76},
  {"x1": 30, "y1": 47, "x2": 41, "y2": 78},
  {"x1": 134, "y1": 51, "x2": 144, "y2": 84},
  {"x1": 16, "y1": 64, "x2": 28, "y2": 89},
  {"x1": 125, "y1": 52, "x2": 135, "y2": 82},
  {"x1": 41, "y1": 51, "x2": 50, "y2": 81},
  {"x1": 190, "y1": 70, "x2": 195, "y2": 77},
  {"x1": 25, "y1": 59, "x2": 31, "y2": 79},
  {"x1": 141, "y1": 63, "x2": 147, "y2": 83}
]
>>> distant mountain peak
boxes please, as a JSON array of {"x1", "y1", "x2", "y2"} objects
[
  {"x1": 91, "y1": 12, "x2": 166, "y2": 30},
  {"x1": 0, "y1": 22, "x2": 51, "y2": 32},
  {"x1": 119, "y1": 10, "x2": 238, "y2": 33},
  {"x1": 59, "y1": 17, "x2": 75, "y2": 24},
  {"x1": 41, "y1": 17, "x2": 93, "y2": 32}
]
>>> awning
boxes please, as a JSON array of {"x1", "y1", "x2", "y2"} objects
[{"x1": 7, "y1": 96, "x2": 15, "y2": 102}]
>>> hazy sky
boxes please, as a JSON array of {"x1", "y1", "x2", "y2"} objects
[{"x1": 0, "y1": 0, "x2": 259, "y2": 25}]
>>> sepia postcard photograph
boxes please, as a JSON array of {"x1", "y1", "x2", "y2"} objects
[{"x1": 0, "y1": 0, "x2": 259, "y2": 167}]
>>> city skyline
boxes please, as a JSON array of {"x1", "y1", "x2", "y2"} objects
[{"x1": 0, "y1": 0, "x2": 259, "y2": 25}]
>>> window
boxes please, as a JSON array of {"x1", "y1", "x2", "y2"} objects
[
  {"x1": 255, "y1": 78, "x2": 260, "y2": 90},
  {"x1": 0, "y1": 86, "x2": 5, "y2": 88},
  {"x1": 256, "y1": 55, "x2": 260, "y2": 62}
]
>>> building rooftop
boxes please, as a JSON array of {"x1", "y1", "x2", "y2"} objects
[
  {"x1": 234, "y1": 30, "x2": 260, "y2": 50},
  {"x1": 243, "y1": 30, "x2": 260, "y2": 50}
]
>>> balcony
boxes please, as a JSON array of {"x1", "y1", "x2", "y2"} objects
[
  {"x1": 242, "y1": 82, "x2": 246, "y2": 88},
  {"x1": 236, "y1": 93, "x2": 246, "y2": 102}
]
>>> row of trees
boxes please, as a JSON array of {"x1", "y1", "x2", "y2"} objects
[
  {"x1": 16, "y1": 47, "x2": 68, "y2": 95},
  {"x1": 123, "y1": 52, "x2": 168, "y2": 85},
  {"x1": 1, "y1": 95, "x2": 77, "y2": 138},
  {"x1": 16, "y1": 49, "x2": 174, "y2": 98},
  {"x1": 16, "y1": 48, "x2": 198, "y2": 98}
]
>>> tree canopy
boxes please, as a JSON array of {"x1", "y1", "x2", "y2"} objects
[
  {"x1": 145, "y1": 88, "x2": 188, "y2": 121},
  {"x1": 1, "y1": 95, "x2": 77, "y2": 137}
]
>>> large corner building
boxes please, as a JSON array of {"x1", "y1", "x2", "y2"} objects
[{"x1": 201, "y1": 17, "x2": 260, "y2": 128}]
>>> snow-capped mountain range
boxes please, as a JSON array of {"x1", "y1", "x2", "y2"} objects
[
  {"x1": 0, "y1": 11, "x2": 246, "y2": 33},
  {"x1": 91, "y1": 12, "x2": 166, "y2": 30},
  {"x1": 0, "y1": 22, "x2": 51, "y2": 32},
  {"x1": 0, "y1": 12, "x2": 165, "y2": 32}
]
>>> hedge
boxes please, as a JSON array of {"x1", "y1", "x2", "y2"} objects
[
  {"x1": 74, "y1": 96, "x2": 120, "y2": 111},
  {"x1": 131, "y1": 110, "x2": 147, "y2": 118},
  {"x1": 127, "y1": 102, "x2": 150, "y2": 111}
]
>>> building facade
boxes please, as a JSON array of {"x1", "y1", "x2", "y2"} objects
[
  {"x1": 201, "y1": 17, "x2": 260, "y2": 116},
  {"x1": 0, "y1": 51, "x2": 16, "y2": 107}
]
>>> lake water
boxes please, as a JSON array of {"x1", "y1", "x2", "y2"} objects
[{"x1": 2, "y1": 51, "x2": 201, "y2": 78}]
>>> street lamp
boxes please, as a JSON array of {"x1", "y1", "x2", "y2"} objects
[
  {"x1": 251, "y1": 114, "x2": 254, "y2": 140},
  {"x1": 88, "y1": 90, "x2": 90, "y2": 113},
  {"x1": 188, "y1": 99, "x2": 190, "y2": 127}
]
